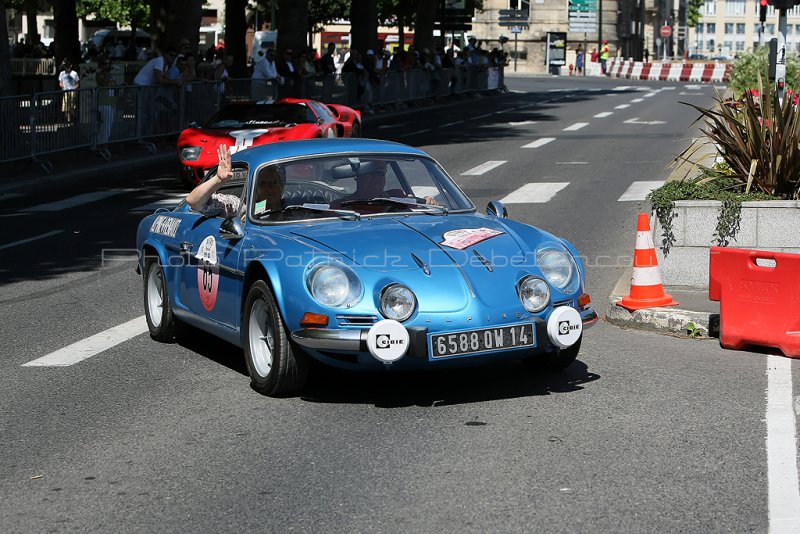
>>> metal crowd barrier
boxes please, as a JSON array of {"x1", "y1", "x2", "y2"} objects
[
  {"x1": 10, "y1": 58, "x2": 56, "y2": 76},
  {"x1": 1, "y1": 65, "x2": 504, "y2": 171}
]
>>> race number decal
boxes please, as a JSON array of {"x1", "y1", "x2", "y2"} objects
[
  {"x1": 228, "y1": 129, "x2": 269, "y2": 154},
  {"x1": 195, "y1": 236, "x2": 219, "y2": 311},
  {"x1": 439, "y1": 228, "x2": 504, "y2": 250}
]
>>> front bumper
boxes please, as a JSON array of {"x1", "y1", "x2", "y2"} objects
[{"x1": 291, "y1": 306, "x2": 598, "y2": 358}]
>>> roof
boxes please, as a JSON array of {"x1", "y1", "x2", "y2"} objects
[{"x1": 231, "y1": 138, "x2": 430, "y2": 167}]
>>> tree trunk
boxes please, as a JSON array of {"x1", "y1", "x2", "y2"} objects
[
  {"x1": 225, "y1": 0, "x2": 248, "y2": 78},
  {"x1": 25, "y1": 1, "x2": 39, "y2": 45},
  {"x1": 150, "y1": 0, "x2": 203, "y2": 53},
  {"x1": 396, "y1": 14, "x2": 404, "y2": 54},
  {"x1": 52, "y1": 0, "x2": 81, "y2": 66},
  {"x1": 277, "y1": 0, "x2": 308, "y2": 54},
  {"x1": 413, "y1": 0, "x2": 438, "y2": 52},
  {"x1": 0, "y1": 0, "x2": 13, "y2": 96},
  {"x1": 349, "y1": 0, "x2": 377, "y2": 55}
]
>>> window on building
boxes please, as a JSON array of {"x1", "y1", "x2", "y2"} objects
[
  {"x1": 736, "y1": 23, "x2": 745, "y2": 34},
  {"x1": 767, "y1": 23, "x2": 775, "y2": 34},
  {"x1": 736, "y1": 41, "x2": 745, "y2": 51},
  {"x1": 707, "y1": 38, "x2": 716, "y2": 50},
  {"x1": 726, "y1": 0, "x2": 746, "y2": 15},
  {"x1": 707, "y1": 23, "x2": 716, "y2": 33},
  {"x1": 509, "y1": 0, "x2": 530, "y2": 17},
  {"x1": 696, "y1": 23, "x2": 704, "y2": 34},
  {"x1": 723, "y1": 40, "x2": 733, "y2": 49},
  {"x1": 796, "y1": 24, "x2": 800, "y2": 34},
  {"x1": 725, "y1": 23, "x2": 734, "y2": 34},
  {"x1": 703, "y1": 0, "x2": 716, "y2": 16}
]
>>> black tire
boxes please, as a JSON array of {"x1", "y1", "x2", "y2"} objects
[
  {"x1": 523, "y1": 337, "x2": 582, "y2": 372},
  {"x1": 243, "y1": 280, "x2": 309, "y2": 396},
  {"x1": 143, "y1": 259, "x2": 178, "y2": 342},
  {"x1": 351, "y1": 122, "x2": 361, "y2": 138}
]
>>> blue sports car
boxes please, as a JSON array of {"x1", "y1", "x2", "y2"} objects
[{"x1": 137, "y1": 139, "x2": 597, "y2": 396}]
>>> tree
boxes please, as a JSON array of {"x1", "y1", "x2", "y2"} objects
[
  {"x1": 309, "y1": 0, "x2": 348, "y2": 47},
  {"x1": 149, "y1": 0, "x2": 203, "y2": 53},
  {"x1": 0, "y1": 0, "x2": 13, "y2": 96},
  {"x1": 687, "y1": 0, "x2": 704, "y2": 27},
  {"x1": 52, "y1": 0, "x2": 81, "y2": 65},
  {"x1": 276, "y1": 0, "x2": 308, "y2": 54},
  {"x1": 350, "y1": 0, "x2": 377, "y2": 54},
  {"x1": 378, "y1": 0, "x2": 416, "y2": 52},
  {"x1": 77, "y1": 0, "x2": 149, "y2": 47},
  {"x1": 412, "y1": 0, "x2": 437, "y2": 52},
  {"x1": 225, "y1": 0, "x2": 248, "y2": 77}
]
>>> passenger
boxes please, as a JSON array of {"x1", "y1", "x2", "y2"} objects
[{"x1": 186, "y1": 145, "x2": 284, "y2": 217}]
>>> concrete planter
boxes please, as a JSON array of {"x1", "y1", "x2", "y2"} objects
[{"x1": 654, "y1": 200, "x2": 800, "y2": 288}]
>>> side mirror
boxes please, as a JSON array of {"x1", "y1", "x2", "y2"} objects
[
  {"x1": 486, "y1": 201, "x2": 508, "y2": 218},
  {"x1": 317, "y1": 117, "x2": 326, "y2": 125},
  {"x1": 220, "y1": 216, "x2": 244, "y2": 240}
]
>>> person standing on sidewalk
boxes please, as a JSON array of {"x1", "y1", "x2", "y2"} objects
[
  {"x1": 575, "y1": 45, "x2": 584, "y2": 75},
  {"x1": 58, "y1": 59, "x2": 80, "y2": 125},
  {"x1": 600, "y1": 40, "x2": 610, "y2": 75},
  {"x1": 96, "y1": 56, "x2": 117, "y2": 146},
  {"x1": 320, "y1": 43, "x2": 337, "y2": 101}
]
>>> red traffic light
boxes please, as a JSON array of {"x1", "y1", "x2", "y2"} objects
[{"x1": 760, "y1": 0, "x2": 768, "y2": 6}]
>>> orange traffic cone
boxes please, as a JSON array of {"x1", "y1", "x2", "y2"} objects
[{"x1": 617, "y1": 213, "x2": 679, "y2": 311}]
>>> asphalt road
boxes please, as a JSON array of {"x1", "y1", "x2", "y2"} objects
[{"x1": 1, "y1": 75, "x2": 798, "y2": 533}]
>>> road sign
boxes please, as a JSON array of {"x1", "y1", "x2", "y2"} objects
[
  {"x1": 510, "y1": 26, "x2": 523, "y2": 34},
  {"x1": 660, "y1": 25, "x2": 672, "y2": 37},
  {"x1": 677, "y1": 26, "x2": 687, "y2": 39},
  {"x1": 568, "y1": 0, "x2": 597, "y2": 32}
]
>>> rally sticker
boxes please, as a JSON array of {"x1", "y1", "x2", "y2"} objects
[
  {"x1": 150, "y1": 215, "x2": 181, "y2": 238},
  {"x1": 228, "y1": 129, "x2": 269, "y2": 154},
  {"x1": 195, "y1": 236, "x2": 219, "y2": 311},
  {"x1": 439, "y1": 227, "x2": 504, "y2": 250}
]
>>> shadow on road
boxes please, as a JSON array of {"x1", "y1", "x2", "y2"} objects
[{"x1": 300, "y1": 359, "x2": 600, "y2": 408}]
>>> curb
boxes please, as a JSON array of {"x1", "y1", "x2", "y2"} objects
[{"x1": 604, "y1": 266, "x2": 719, "y2": 339}]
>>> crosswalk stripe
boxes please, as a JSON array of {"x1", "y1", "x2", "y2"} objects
[
  {"x1": 594, "y1": 112, "x2": 613, "y2": 118},
  {"x1": 22, "y1": 316, "x2": 148, "y2": 367},
  {"x1": 26, "y1": 189, "x2": 132, "y2": 212},
  {"x1": 500, "y1": 183, "x2": 569, "y2": 204},
  {"x1": 461, "y1": 160, "x2": 507, "y2": 176},
  {"x1": 563, "y1": 122, "x2": 589, "y2": 131},
  {"x1": 617, "y1": 180, "x2": 664, "y2": 201},
  {"x1": 522, "y1": 137, "x2": 556, "y2": 148},
  {"x1": 0, "y1": 230, "x2": 64, "y2": 251}
]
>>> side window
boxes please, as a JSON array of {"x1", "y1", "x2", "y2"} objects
[{"x1": 394, "y1": 159, "x2": 443, "y2": 202}]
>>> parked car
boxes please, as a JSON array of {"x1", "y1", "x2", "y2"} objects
[
  {"x1": 137, "y1": 139, "x2": 597, "y2": 396},
  {"x1": 177, "y1": 98, "x2": 361, "y2": 187}
]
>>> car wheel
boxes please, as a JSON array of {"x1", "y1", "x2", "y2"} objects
[
  {"x1": 144, "y1": 259, "x2": 178, "y2": 342},
  {"x1": 523, "y1": 337, "x2": 582, "y2": 371},
  {"x1": 243, "y1": 280, "x2": 309, "y2": 396},
  {"x1": 351, "y1": 122, "x2": 361, "y2": 138}
]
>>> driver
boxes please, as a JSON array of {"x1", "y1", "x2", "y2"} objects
[
  {"x1": 331, "y1": 161, "x2": 439, "y2": 207},
  {"x1": 186, "y1": 145, "x2": 284, "y2": 217}
]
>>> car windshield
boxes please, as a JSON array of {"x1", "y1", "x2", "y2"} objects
[
  {"x1": 249, "y1": 154, "x2": 474, "y2": 223},
  {"x1": 205, "y1": 103, "x2": 313, "y2": 128}
]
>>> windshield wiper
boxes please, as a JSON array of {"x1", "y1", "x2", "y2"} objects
[
  {"x1": 340, "y1": 197, "x2": 449, "y2": 215},
  {"x1": 258, "y1": 203, "x2": 360, "y2": 220}
]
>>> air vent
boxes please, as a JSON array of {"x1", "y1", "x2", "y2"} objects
[{"x1": 336, "y1": 315, "x2": 378, "y2": 326}]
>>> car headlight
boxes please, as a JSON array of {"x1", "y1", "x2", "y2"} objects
[
  {"x1": 537, "y1": 248, "x2": 580, "y2": 293},
  {"x1": 380, "y1": 284, "x2": 417, "y2": 322},
  {"x1": 306, "y1": 261, "x2": 362, "y2": 308},
  {"x1": 517, "y1": 276, "x2": 550, "y2": 313},
  {"x1": 180, "y1": 146, "x2": 202, "y2": 161}
]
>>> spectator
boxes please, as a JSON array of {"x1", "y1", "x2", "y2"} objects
[
  {"x1": 134, "y1": 48, "x2": 179, "y2": 86},
  {"x1": 251, "y1": 47, "x2": 280, "y2": 101},
  {"x1": 182, "y1": 52, "x2": 198, "y2": 84},
  {"x1": 96, "y1": 56, "x2": 118, "y2": 146},
  {"x1": 298, "y1": 49, "x2": 316, "y2": 98},
  {"x1": 277, "y1": 49, "x2": 300, "y2": 98},
  {"x1": 342, "y1": 49, "x2": 367, "y2": 107},
  {"x1": 320, "y1": 43, "x2": 337, "y2": 101},
  {"x1": 600, "y1": 39, "x2": 610, "y2": 74},
  {"x1": 58, "y1": 59, "x2": 80, "y2": 125},
  {"x1": 575, "y1": 45, "x2": 584, "y2": 75}
]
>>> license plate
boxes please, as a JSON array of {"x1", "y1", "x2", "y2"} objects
[{"x1": 429, "y1": 323, "x2": 535, "y2": 359}]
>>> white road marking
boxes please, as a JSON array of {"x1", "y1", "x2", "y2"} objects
[
  {"x1": 630, "y1": 98, "x2": 644, "y2": 103},
  {"x1": 0, "y1": 230, "x2": 64, "y2": 251},
  {"x1": 522, "y1": 137, "x2": 556, "y2": 148},
  {"x1": 594, "y1": 111, "x2": 613, "y2": 118},
  {"x1": 617, "y1": 180, "x2": 665, "y2": 201},
  {"x1": 548, "y1": 88, "x2": 568, "y2": 92},
  {"x1": 22, "y1": 316, "x2": 148, "y2": 367},
  {"x1": 634, "y1": 86, "x2": 652, "y2": 91},
  {"x1": 498, "y1": 108, "x2": 518, "y2": 113},
  {"x1": 500, "y1": 182, "x2": 569, "y2": 203},
  {"x1": 563, "y1": 122, "x2": 589, "y2": 131},
  {"x1": 614, "y1": 104, "x2": 631, "y2": 109},
  {"x1": 132, "y1": 194, "x2": 186, "y2": 212},
  {"x1": 643, "y1": 92, "x2": 657, "y2": 97},
  {"x1": 624, "y1": 118, "x2": 667, "y2": 125},
  {"x1": 399, "y1": 129, "x2": 431, "y2": 137},
  {"x1": 679, "y1": 92, "x2": 704, "y2": 96},
  {"x1": 25, "y1": 189, "x2": 132, "y2": 212},
  {"x1": 685, "y1": 84, "x2": 703, "y2": 90},
  {"x1": 767, "y1": 355, "x2": 800, "y2": 533},
  {"x1": 510, "y1": 89, "x2": 526, "y2": 94},
  {"x1": 662, "y1": 86, "x2": 676, "y2": 90},
  {"x1": 440, "y1": 120, "x2": 464, "y2": 127},
  {"x1": 0, "y1": 193, "x2": 23, "y2": 202},
  {"x1": 461, "y1": 160, "x2": 507, "y2": 176},
  {"x1": 508, "y1": 120, "x2": 537, "y2": 126},
  {"x1": 555, "y1": 162, "x2": 588, "y2": 165},
  {"x1": 472, "y1": 113, "x2": 493, "y2": 120},
  {"x1": 377, "y1": 123, "x2": 408, "y2": 129},
  {"x1": 613, "y1": 86, "x2": 632, "y2": 91},
  {"x1": 588, "y1": 88, "x2": 603, "y2": 91}
]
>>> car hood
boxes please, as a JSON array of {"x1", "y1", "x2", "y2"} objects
[
  {"x1": 290, "y1": 215, "x2": 550, "y2": 309},
  {"x1": 186, "y1": 126, "x2": 300, "y2": 143}
]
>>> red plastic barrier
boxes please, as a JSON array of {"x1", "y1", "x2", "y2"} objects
[
  {"x1": 640, "y1": 64, "x2": 652, "y2": 79},
  {"x1": 709, "y1": 247, "x2": 800, "y2": 358},
  {"x1": 679, "y1": 64, "x2": 692, "y2": 81},
  {"x1": 702, "y1": 63, "x2": 715, "y2": 82},
  {"x1": 658, "y1": 63, "x2": 670, "y2": 81}
]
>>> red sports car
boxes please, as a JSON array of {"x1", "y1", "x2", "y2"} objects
[{"x1": 177, "y1": 98, "x2": 362, "y2": 187}]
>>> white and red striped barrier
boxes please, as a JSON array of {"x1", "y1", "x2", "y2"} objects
[{"x1": 605, "y1": 59, "x2": 731, "y2": 83}]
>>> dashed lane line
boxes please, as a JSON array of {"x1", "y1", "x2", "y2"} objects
[
  {"x1": 594, "y1": 112, "x2": 613, "y2": 118},
  {"x1": 440, "y1": 120, "x2": 464, "y2": 127},
  {"x1": 767, "y1": 355, "x2": 800, "y2": 533},
  {"x1": 614, "y1": 104, "x2": 630, "y2": 109},
  {"x1": 522, "y1": 137, "x2": 556, "y2": 149},
  {"x1": 472, "y1": 113, "x2": 493, "y2": 120},
  {"x1": 22, "y1": 316, "x2": 148, "y2": 367},
  {"x1": 398, "y1": 129, "x2": 431, "y2": 137},
  {"x1": 630, "y1": 98, "x2": 644, "y2": 103},
  {"x1": 563, "y1": 122, "x2": 589, "y2": 131},
  {"x1": 500, "y1": 183, "x2": 569, "y2": 204},
  {"x1": 643, "y1": 92, "x2": 657, "y2": 97},
  {"x1": 555, "y1": 162, "x2": 588, "y2": 165},
  {"x1": 461, "y1": 161, "x2": 507, "y2": 176},
  {"x1": 617, "y1": 181, "x2": 664, "y2": 201},
  {"x1": 0, "y1": 230, "x2": 64, "y2": 251},
  {"x1": 508, "y1": 120, "x2": 537, "y2": 126},
  {"x1": 25, "y1": 189, "x2": 134, "y2": 212}
]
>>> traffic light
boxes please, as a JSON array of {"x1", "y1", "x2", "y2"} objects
[
  {"x1": 760, "y1": 0, "x2": 768, "y2": 23},
  {"x1": 500, "y1": 35, "x2": 509, "y2": 44}
]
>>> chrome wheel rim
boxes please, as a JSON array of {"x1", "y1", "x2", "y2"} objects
[
  {"x1": 147, "y1": 266, "x2": 164, "y2": 328},
  {"x1": 249, "y1": 298, "x2": 274, "y2": 378}
]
